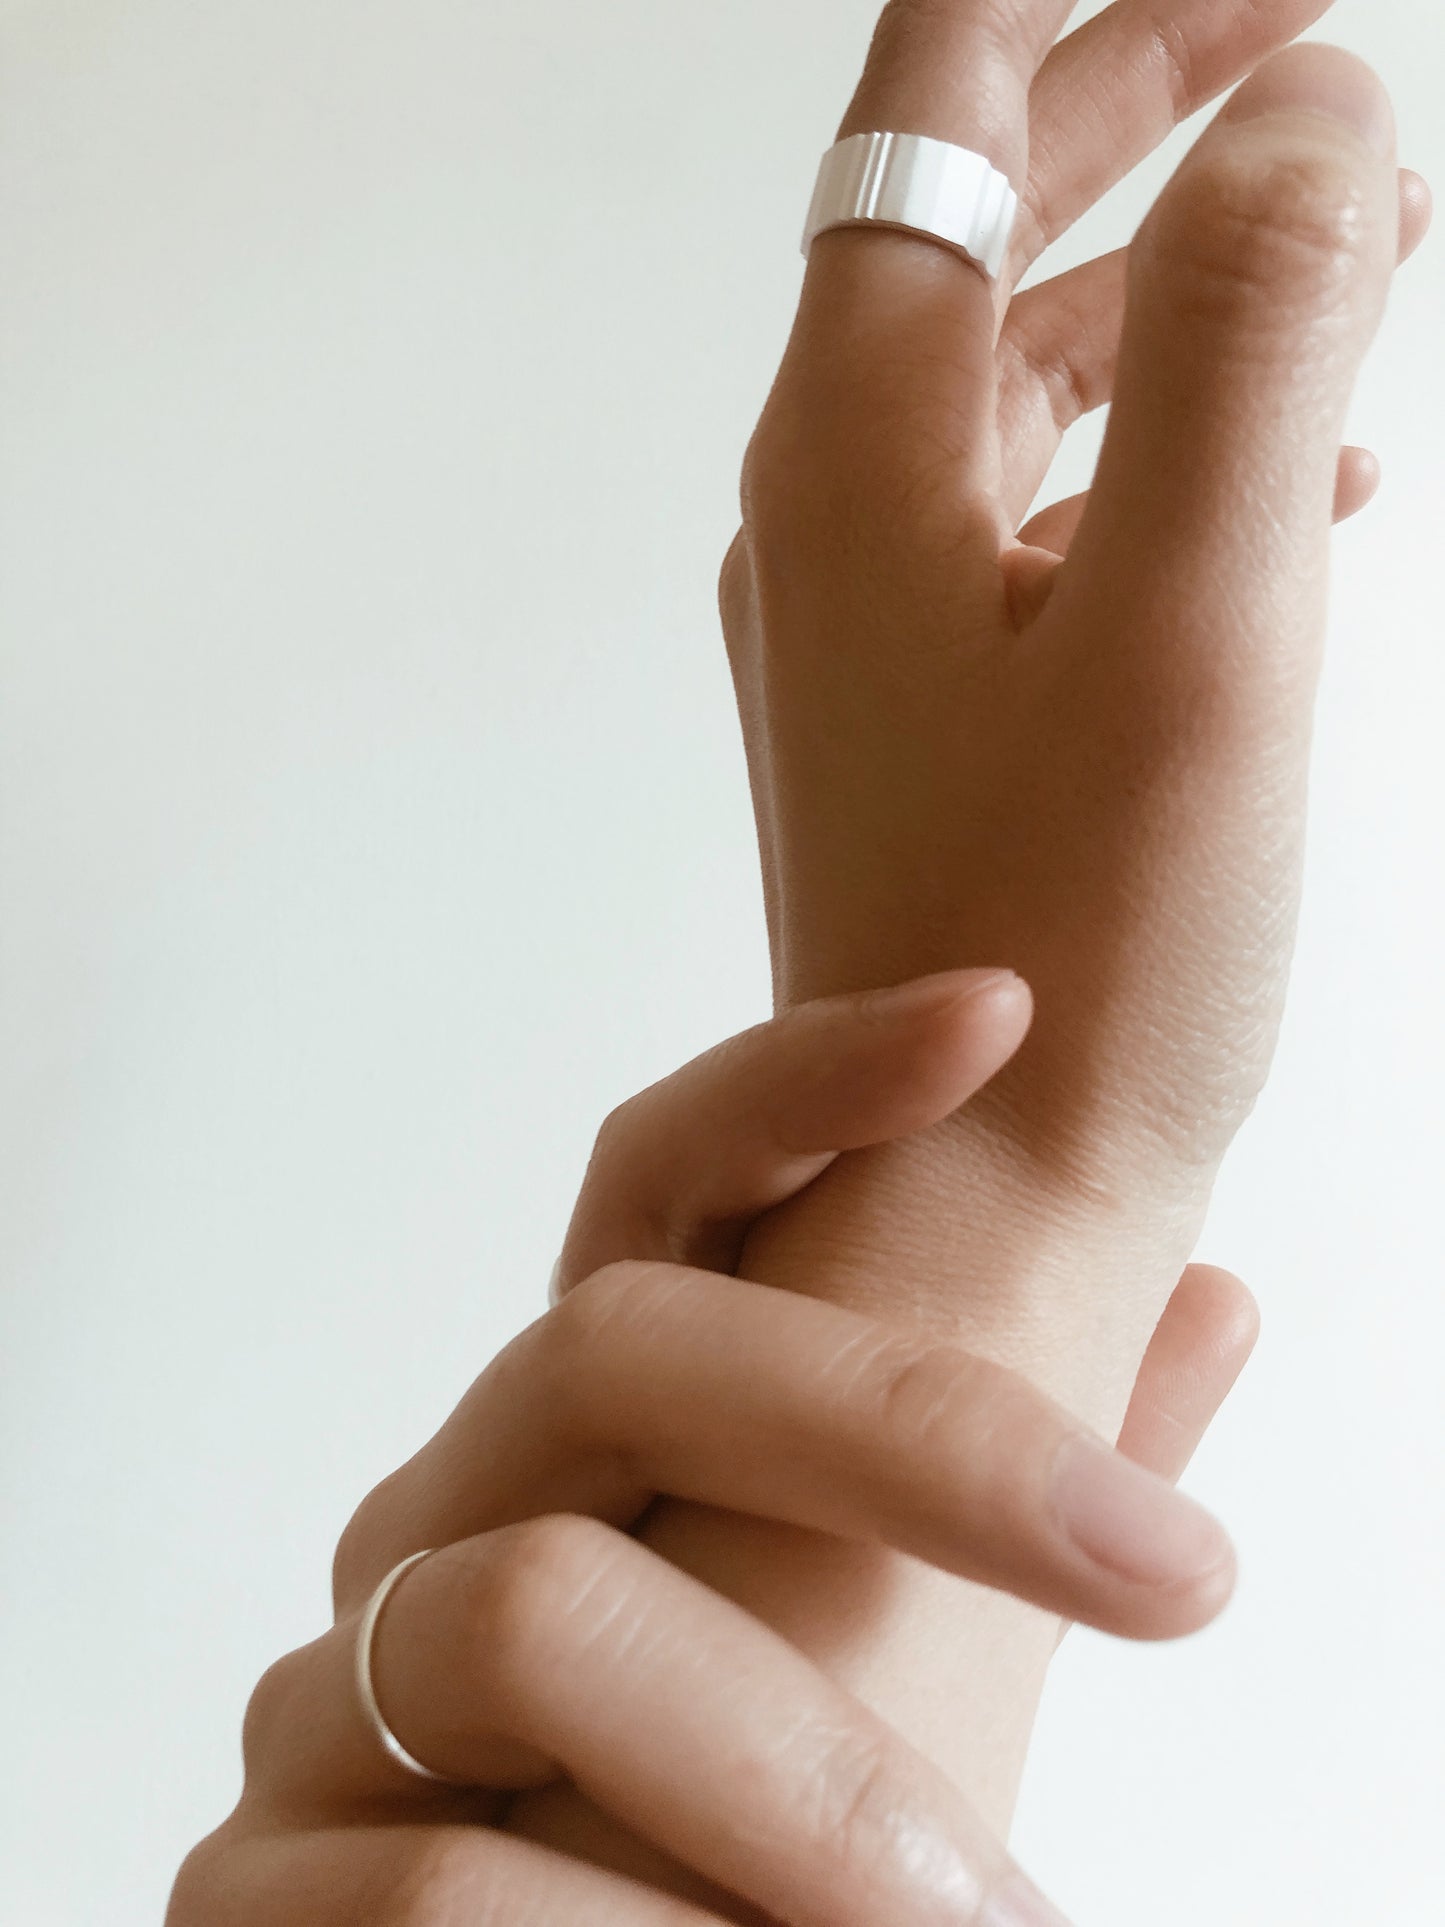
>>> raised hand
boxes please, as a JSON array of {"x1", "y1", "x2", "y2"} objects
[
  {"x1": 724, "y1": 20, "x2": 1426, "y2": 1305},
  {"x1": 507, "y1": 0, "x2": 1427, "y2": 1896}
]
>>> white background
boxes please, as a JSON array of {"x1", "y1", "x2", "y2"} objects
[{"x1": 1, "y1": 2, "x2": 1440, "y2": 1922}]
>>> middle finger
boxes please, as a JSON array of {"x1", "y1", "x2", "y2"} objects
[
  {"x1": 1014, "y1": 0, "x2": 1335, "y2": 279},
  {"x1": 999, "y1": 167, "x2": 1431, "y2": 521},
  {"x1": 337, "y1": 1261, "x2": 1233, "y2": 1643}
]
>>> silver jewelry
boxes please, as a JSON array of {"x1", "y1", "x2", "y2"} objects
[
  {"x1": 355, "y1": 1547, "x2": 464, "y2": 1785},
  {"x1": 801, "y1": 130, "x2": 1018, "y2": 281}
]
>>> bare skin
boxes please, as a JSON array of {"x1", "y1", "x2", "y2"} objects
[
  {"x1": 501, "y1": 1, "x2": 1431, "y2": 1902},
  {"x1": 170, "y1": 7, "x2": 1430, "y2": 1922},
  {"x1": 170, "y1": 975, "x2": 1256, "y2": 1925}
]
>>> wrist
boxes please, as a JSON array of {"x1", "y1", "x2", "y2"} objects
[{"x1": 737, "y1": 1110, "x2": 1217, "y2": 1437}]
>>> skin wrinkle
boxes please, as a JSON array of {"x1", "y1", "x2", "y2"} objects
[{"x1": 1146, "y1": 143, "x2": 1380, "y2": 338}]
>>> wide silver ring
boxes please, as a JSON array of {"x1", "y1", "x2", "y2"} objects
[
  {"x1": 355, "y1": 1547, "x2": 467, "y2": 1785},
  {"x1": 801, "y1": 131, "x2": 1018, "y2": 282}
]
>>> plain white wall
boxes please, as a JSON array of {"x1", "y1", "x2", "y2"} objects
[{"x1": 0, "y1": 2, "x2": 1440, "y2": 1922}]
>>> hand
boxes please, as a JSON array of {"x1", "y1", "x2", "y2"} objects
[
  {"x1": 169, "y1": 972, "x2": 1255, "y2": 1927},
  {"x1": 724, "y1": 13, "x2": 1429, "y2": 1314},
  {"x1": 507, "y1": 1, "x2": 1424, "y2": 1883}
]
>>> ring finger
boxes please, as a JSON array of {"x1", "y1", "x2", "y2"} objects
[{"x1": 250, "y1": 1518, "x2": 1071, "y2": 1927}]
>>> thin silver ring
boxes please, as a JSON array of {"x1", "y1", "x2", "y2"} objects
[
  {"x1": 355, "y1": 1547, "x2": 467, "y2": 1785},
  {"x1": 801, "y1": 130, "x2": 1018, "y2": 282}
]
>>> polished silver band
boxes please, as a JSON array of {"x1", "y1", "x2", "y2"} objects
[
  {"x1": 801, "y1": 130, "x2": 1018, "y2": 281},
  {"x1": 355, "y1": 1547, "x2": 465, "y2": 1785}
]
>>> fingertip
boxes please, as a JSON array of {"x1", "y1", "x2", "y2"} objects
[
  {"x1": 853, "y1": 966, "x2": 1033, "y2": 1054},
  {"x1": 767, "y1": 969, "x2": 1032, "y2": 1162},
  {"x1": 870, "y1": 960, "x2": 1033, "y2": 1078},
  {"x1": 1051, "y1": 1432, "x2": 1238, "y2": 1640},
  {"x1": 981, "y1": 1872, "x2": 1076, "y2": 1927},
  {"x1": 850, "y1": 967, "x2": 1034, "y2": 1133},
  {"x1": 1001, "y1": 543, "x2": 1064, "y2": 628},
  {"x1": 1334, "y1": 445, "x2": 1382, "y2": 521},
  {"x1": 1399, "y1": 168, "x2": 1433, "y2": 261},
  {"x1": 1178, "y1": 1264, "x2": 1262, "y2": 1370},
  {"x1": 916, "y1": 965, "x2": 1034, "y2": 1062},
  {"x1": 1173, "y1": 1533, "x2": 1240, "y2": 1636}
]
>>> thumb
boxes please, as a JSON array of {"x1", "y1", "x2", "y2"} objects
[{"x1": 1050, "y1": 44, "x2": 1400, "y2": 708}]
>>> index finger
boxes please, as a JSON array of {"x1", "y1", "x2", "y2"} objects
[{"x1": 787, "y1": 1, "x2": 1079, "y2": 481}]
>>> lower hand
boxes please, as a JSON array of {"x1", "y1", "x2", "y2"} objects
[{"x1": 170, "y1": 972, "x2": 1254, "y2": 1927}]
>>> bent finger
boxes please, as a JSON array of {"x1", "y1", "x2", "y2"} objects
[
  {"x1": 1117, "y1": 1266, "x2": 1260, "y2": 1483},
  {"x1": 1051, "y1": 46, "x2": 1401, "y2": 705},
  {"x1": 554, "y1": 967, "x2": 1031, "y2": 1299},
  {"x1": 999, "y1": 166, "x2": 1428, "y2": 521},
  {"x1": 261, "y1": 1518, "x2": 1074, "y2": 1927},
  {"x1": 342, "y1": 1262, "x2": 1234, "y2": 1643},
  {"x1": 1054, "y1": 1265, "x2": 1258, "y2": 1653}
]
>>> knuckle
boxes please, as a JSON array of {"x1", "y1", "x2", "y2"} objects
[
  {"x1": 553, "y1": 1258, "x2": 688, "y2": 1351},
  {"x1": 1144, "y1": 14, "x2": 1197, "y2": 119},
  {"x1": 867, "y1": 0, "x2": 1020, "y2": 84},
  {"x1": 740, "y1": 406, "x2": 823, "y2": 548},
  {"x1": 861, "y1": 1336, "x2": 1039, "y2": 1493},
  {"x1": 718, "y1": 527, "x2": 756, "y2": 635},
  {"x1": 745, "y1": 367, "x2": 987, "y2": 596},
  {"x1": 166, "y1": 1832, "x2": 228, "y2": 1924},
  {"x1": 590, "y1": 1092, "x2": 643, "y2": 1166},
  {"x1": 333, "y1": 1497, "x2": 381, "y2": 1598},
  {"x1": 239, "y1": 1649, "x2": 307, "y2": 1778},
  {"x1": 582, "y1": 1105, "x2": 691, "y2": 1261},
  {"x1": 809, "y1": 1727, "x2": 916, "y2": 1872},
  {"x1": 865, "y1": 1338, "x2": 973, "y2": 1457},
  {"x1": 744, "y1": 384, "x2": 896, "y2": 550},
  {"x1": 1151, "y1": 141, "x2": 1376, "y2": 328},
  {"x1": 480, "y1": 1513, "x2": 624, "y2": 1673},
  {"x1": 738, "y1": 416, "x2": 776, "y2": 524},
  {"x1": 866, "y1": 1, "x2": 942, "y2": 73},
  {"x1": 332, "y1": 1475, "x2": 408, "y2": 1612},
  {"x1": 1018, "y1": 326, "x2": 1104, "y2": 437}
]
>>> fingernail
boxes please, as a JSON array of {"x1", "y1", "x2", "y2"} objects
[
  {"x1": 980, "y1": 1874, "x2": 1074, "y2": 1927},
  {"x1": 1226, "y1": 45, "x2": 1395, "y2": 158},
  {"x1": 1051, "y1": 1433, "x2": 1233, "y2": 1588},
  {"x1": 866, "y1": 968, "x2": 1022, "y2": 1019}
]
